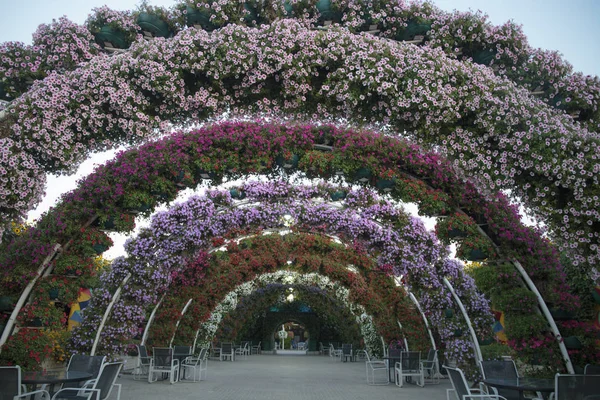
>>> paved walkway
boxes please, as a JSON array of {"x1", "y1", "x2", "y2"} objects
[{"x1": 117, "y1": 354, "x2": 452, "y2": 400}]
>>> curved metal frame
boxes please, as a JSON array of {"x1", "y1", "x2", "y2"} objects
[{"x1": 91, "y1": 273, "x2": 131, "y2": 355}]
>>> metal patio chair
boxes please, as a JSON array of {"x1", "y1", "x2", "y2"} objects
[
  {"x1": 181, "y1": 348, "x2": 208, "y2": 382},
  {"x1": 554, "y1": 373, "x2": 600, "y2": 400},
  {"x1": 395, "y1": 351, "x2": 424, "y2": 387},
  {"x1": 148, "y1": 347, "x2": 179, "y2": 384},
  {"x1": 51, "y1": 361, "x2": 123, "y2": 400},
  {"x1": 365, "y1": 351, "x2": 389, "y2": 385},
  {"x1": 421, "y1": 349, "x2": 440, "y2": 384},
  {"x1": 479, "y1": 360, "x2": 521, "y2": 400},
  {"x1": 0, "y1": 366, "x2": 50, "y2": 400},
  {"x1": 445, "y1": 365, "x2": 507, "y2": 400}
]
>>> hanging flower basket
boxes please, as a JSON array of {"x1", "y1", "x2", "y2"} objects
[
  {"x1": 467, "y1": 248, "x2": 488, "y2": 261},
  {"x1": 92, "y1": 243, "x2": 109, "y2": 254},
  {"x1": 591, "y1": 287, "x2": 600, "y2": 304},
  {"x1": 185, "y1": 5, "x2": 217, "y2": 31},
  {"x1": 243, "y1": 3, "x2": 259, "y2": 25},
  {"x1": 137, "y1": 12, "x2": 172, "y2": 38},
  {"x1": 316, "y1": 0, "x2": 342, "y2": 24},
  {"x1": 471, "y1": 48, "x2": 497, "y2": 66},
  {"x1": 549, "y1": 307, "x2": 576, "y2": 321},
  {"x1": 48, "y1": 288, "x2": 59, "y2": 300},
  {"x1": 229, "y1": 188, "x2": 246, "y2": 200},
  {"x1": 276, "y1": 153, "x2": 299, "y2": 170},
  {"x1": 94, "y1": 25, "x2": 129, "y2": 49},
  {"x1": 478, "y1": 337, "x2": 494, "y2": 346},
  {"x1": 396, "y1": 19, "x2": 431, "y2": 41},
  {"x1": 330, "y1": 190, "x2": 346, "y2": 201},
  {"x1": 376, "y1": 178, "x2": 395, "y2": 192},
  {"x1": 0, "y1": 296, "x2": 14, "y2": 312},
  {"x1": 353, "y1": 168, "x2": 372, "y2": 184},
  {"x1": 563, "y1": 336, "x2": 582, "y2": 349}
]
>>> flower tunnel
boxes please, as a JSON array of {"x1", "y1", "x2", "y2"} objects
[{"x1": 1, "y1": 0, "x2": 599, "y2": 377}]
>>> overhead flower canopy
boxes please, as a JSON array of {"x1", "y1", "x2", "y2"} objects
[{"x1": 0, "y1": 0, "x2": 599, "y2": 377}]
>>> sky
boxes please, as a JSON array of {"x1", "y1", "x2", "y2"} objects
[{"x1": 1, "y1": 0, "x2": 598, "y2": 258}]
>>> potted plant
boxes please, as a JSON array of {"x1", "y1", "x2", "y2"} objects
[
  {"x1": 435, "y1": 212, "x2": 478, "y2": 244},
  {"x1": 17, "y1": 299, "x2": 67, "y2": 328},
  {"x1": 456, "y1": 233, "x2": 497, "y2": 262},
  {"x1": 134, "y1": 2, "x2": 181, "y2": 38},
  {"x1": 86, "y1": 6, "x2": 140, "y2": 49},
  {"x1": 0, "y1": 328, "x2": 54, "y2": 370}
]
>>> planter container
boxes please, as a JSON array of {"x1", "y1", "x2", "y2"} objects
[
  {"x1": 563, "y1": 336, "x2": 582, "y2": 349},
  {"x1": 396, "y1": 19, "x2": 431, "y2": 41},
  {"x1": 27, "y1": 317, "x2": 43, "y2": 327},
  {"x1": 472, "y1": 48, "x2": 497, "y2": 66},
  {"x1": 94, "y1": 25, "x2": 129, "y2": 49},
  {"x1": 0, "y1": 296, "x2": 14, "y2": 312},
  {"x1": 92, "y1": 243, "x2": 109, "y2": 254},
  {"x1": 48, "y1": 288, "x2": 60, "y2": 300},
  {"x1": 353, "y1": 168, "x2": 372, "y2": 183},
  {"x1": 444, "y1": 308, "x2": 454, "y2": 318},
  {"x1": 229, "y1": 188, "x2": 246, "y2": 200},
  {"x1": 330, "y1": 190, "x2": 346, "y2": 201},
  {"x1": 316, "y1": 0, "x2": 341, "y2": 23},
  {"x1": 453, "y1": 329, "x2": 463, "y2": 337},
  {"x1": 478, "y1": 337, "x2": 494, "y2": 346},
  {"x1": 591, "y1": 287, "x2": 600, "y2": 304},
  {"x1": 447, "y1": 228, "x2": 468, "y2": 239},
  {"x1": 243, "y1": 3, "x2": 258, "y2": 24},
  {"x1": 276, "y1": 154, "x2": 299, "y2": 169},
  {"x1": 376, "y1": 179, "x2": 395, "y2": 192},
  {"x1": 186, "y1": 5, "x2": 217, "y2": 31},
  {"x1": 137, "y1": 12, "x2": 172, "y2": 38},
  {"x1": 96, "y1": 216, "x2": 116, "y2": 231},
  {"x1": 549, "y1": 308, "x2": 576, "y2": 321},
  {"x1": 466, "y1": 248, "x2": 488, "y2": 261}
]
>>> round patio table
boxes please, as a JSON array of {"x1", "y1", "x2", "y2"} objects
[
  {"x1": 22, "y1": 370, "x2": 93, "y2": 395},
  {"x1": 483, "y1": 377, "x2": 555, "y2": 400}
]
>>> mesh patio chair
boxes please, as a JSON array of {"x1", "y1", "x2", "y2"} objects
[
  {"x1": 329, "y1": 343, "x2": 342, "y2": 361},
  {"x1": 554, "y1": 373, "x2": 600, "y2": 400},
  {"x1": 319, "y1": 342, "x2": 329, "y2": 356},
  {"x1": 395, "y1": 351, "x2": 424, "y2": 387},
  {"x1": 0, "y1": 366, "x2": 50, "y2": 400},
  {"x1": 62, "y1": 354, "x2": 106, "y2": 389},
  {"x1": 341, "y1": 344, "x2": 353, "y2": 362},
  {"x1": 235, "y1": 342, "x2": 249, "y2": 360},
  {"x1": 181, "y1": 348, "x2": 208, "y2": 382},
  {"x1": 133, "y1": 344, "x2": 152, "y2": 380},
  {"x1": 421, "y1": 349, "x2": 440, "y2": 384},
  {"x1": 584, "y1": 364, "x2": 600, "y2": 375},
  {"x1": 148, "y1": 347, "x2": 179, "y2": 384},
  {"x1": 365, "y1": 351, "x2": 389, "y2": 385},
  {"x1": 479, "y1": 360, "x2": 521, "y2": 400},
  {"x1": 51, "y1": 361, "x2": 123, "y2": 400},
  {"x1": 445, "y1": 365, "x2": 507, "y2": 400},
  {"x1": 133, "y1": 345, "x2": 152, "y2": 381},
  {"x1": 251, "y1": 341, "x2": 261, "y2": 355},
  {"x1": 220, "y1": 343, "x2": 234, "y2": 361}
]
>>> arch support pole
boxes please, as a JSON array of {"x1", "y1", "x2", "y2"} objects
[
  {"x1": 511, "y1": 259, "x2": 574, "y2": 374},
  {"x1": 169, "y1": 298, "x2": 193, "y2": 347},
  {"x1": 0, "y1": 244, "x2": 60, "y2": 351},
  {"x1": 91, "y1": 273, "x2": 131, "y2": 355},
  {"x1": 141, "y1": 293, "x2": 166, "y2": 346},
  {"x1": 443, "y1": 277, "x2": 483, "y2": 366}
]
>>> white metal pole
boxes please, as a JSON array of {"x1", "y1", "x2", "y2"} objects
[
  {"x1": 0, "y1": 244, "x2": 60, "y2": 351},
  {"x1": 91, "y1": 273, "x2": 131, "y2": 355},
  {"x1": 169, "y1": 298, "x2": 193, "y2": 347},
  {"x1": 443, "y1": 277, "x2": 483, "y2": 365},
  {"x1": 141, "y1": 293, "x2": 166, "y2": 346},
  {"x1": 511, "y1": 259, "x2": 574, "y2": 374}
]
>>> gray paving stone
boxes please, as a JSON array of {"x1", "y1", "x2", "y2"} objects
[{"x1": 116, "y1": 354, "x2": 452, "y2": 400}]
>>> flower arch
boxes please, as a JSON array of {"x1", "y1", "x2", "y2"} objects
[
  {"x1": 0, "y1": 19, "x2": 597, "y2": 268},
  {"x1": 2, "y1": 120, "x2": 592, "y2": 374},
  {"x1": 1, "y1": 0, "x2": 599, "y2": 373}
]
